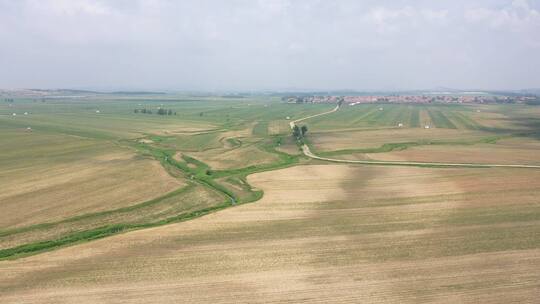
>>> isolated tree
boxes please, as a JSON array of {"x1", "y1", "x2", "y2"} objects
[
  {"x1": 167, "y1": 109, "x2": 173, "y2": 115},
  {"x1": 157, "y1": 108, "x2": 166, "y2": 115},
  {"x1": 301, "y1": 125, "x2": 308, "y2": 137},
  {"x1": 292, "y1": 125, "x2": 301, "y2": 139},
  {"x1": 134, "y1": 109, "x2": 139, "y2": 113}
]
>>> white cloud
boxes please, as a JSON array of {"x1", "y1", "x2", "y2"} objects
[
  {"x1": 29, "y1": 0, "x2": 112, "y2": 16},
  {"x1": 421, "y1": 9, "x2": 448, "y2": 23},
  {"x1": 365, "y1": 6, "x2": 415, "y2": 33},
  {"x1": 512, "y1": 0, "x2": 530, "y2": 10},
  {"x1": 465, "y1": 0, "x2": 540, "y2": 30},
  {"x1": 0, "y1": 0, "x2": 539, "y2": 90},
  {"x1": 363, "y1": 6, "x2": 450, "y2": 34}
]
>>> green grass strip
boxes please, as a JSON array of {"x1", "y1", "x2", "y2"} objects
[
  {"x1": 316, "y1": 135, "x2": 507, "y2": 157},
  {"x1": 0, "y1": 201, "x2": 231, "y2": 260},
  {"x1": 0, "y1": 186, "x2": 193, "y2": 238}
]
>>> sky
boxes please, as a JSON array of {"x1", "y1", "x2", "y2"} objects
[{"x1": 0, "y1": 0, "x2": 539, "y2": 91}]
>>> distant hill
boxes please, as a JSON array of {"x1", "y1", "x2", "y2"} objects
[
  {"x1": 0, "y1": 89, "x2": 166, "y2": 98},
  {"x1": 110, "y1": 91, "x2": 165, "y2": 95}
]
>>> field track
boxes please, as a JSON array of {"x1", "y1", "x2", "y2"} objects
[
  {"x1": 292, "y1": 105, "x2": 540, "y2": 169},
  {"x1": 289, "y1": 104, "x2": 340, "y2": 129},
  {"x1": 302, "y1": 144, "x2": 540, "y2": 169}
]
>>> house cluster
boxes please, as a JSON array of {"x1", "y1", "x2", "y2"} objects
[
  {"x1": 349, "y1": 95, "x2": 538, "y2": 104},
  {"x1": 285, "y1": 94, "x2": 537, "y2": 105}
]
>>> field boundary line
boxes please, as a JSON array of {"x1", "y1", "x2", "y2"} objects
[{"x1": 301, "y1": 144, "x2": 540, "y2": 169}]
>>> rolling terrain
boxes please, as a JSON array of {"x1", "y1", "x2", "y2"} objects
[
  {"x1": 1, "y1": 95, "x2": 540, "y2": 303},
  {"x1": 1, "y1": 165, "x2": 539, "y2": 302}
]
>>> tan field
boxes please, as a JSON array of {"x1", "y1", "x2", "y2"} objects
[
  {"x1": 0, "y1": 132, "x2": 183, "y2": 230},
  {"x1": 190, "y1": 143, "x2": 280, "y2": 170},
  {"x1": 275, "y1": 136, "x2": 302, "y2": 155},
  {"x1": 267, "y1": 120, "x2": 289, "y2": 135},
  {"x1": 1, "y1": 164, "x2": 539, "y2": 303},
  {"x1": 367, "y1": 138, "x2": 540, "y2": 165},
  {"x1": 169, "y1": 125, "x2": 282, "y2": 170},
  {"x1": 0, "y1": 183, "x2": 223, "y2": 250}
]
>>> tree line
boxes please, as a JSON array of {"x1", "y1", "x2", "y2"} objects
[{"x1": 134, "y1": 108, "x2": 176, "y2": 115}]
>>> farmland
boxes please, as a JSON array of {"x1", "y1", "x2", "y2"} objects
[
  {"x1": 0, "y1": 96, "x2": 314, "y2": 257},
  {"x1": 1, "y1": 164, "x2": 540, "y2": 302},
  {"x1": 1, "y1": 95, "x2": 540, "y2": 303}
]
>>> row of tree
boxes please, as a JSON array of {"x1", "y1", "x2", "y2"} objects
[{"x1": 134, "y1": 108, "x2": 176, "y2": 115}]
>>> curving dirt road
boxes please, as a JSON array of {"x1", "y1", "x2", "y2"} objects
[
  {"x1": 292, "y1": 104, "x2": 540, "y2": 169},
  {"x1": 302, "y1": 144, "x2": 540, "y2": 169},
  {"x1": 289, "y1": 104, "x2": 340, "y2": 129}
]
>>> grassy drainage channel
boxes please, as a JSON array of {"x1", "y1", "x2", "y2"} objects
[
  {"x1": 0, "y1": 201, "x2": 232, "y2": 260},
  {"x1": 0, "y1": 136, "x2": 293, "y2": 261}
]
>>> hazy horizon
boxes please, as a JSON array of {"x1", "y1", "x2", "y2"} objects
[{"x1": 1, "y1": 0, "x2": 539, "y2": 91}]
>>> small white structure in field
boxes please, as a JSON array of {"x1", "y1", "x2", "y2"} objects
[
  {"x1": 95, "y1": 110, "x2": 100, "y2": 113},
  {"x1": 476, "y1": 110, "x2": 481, "y2": 113},
  {"x1": 379, "y1": 107, "x2": 384, "y2": 111},
  {"x1": 26, "y1": 127, "x2": 32, "y2": 131},
  {"x1": 286, "y1": 116, "x2": 291, "y2": 120},
  {"x1": 24, "y1": 112, "x2": 28, "y2": 115},
  {"x1": 12, "y1": 113, "x2": 16, "y2": 116},
  {"x1": 425, "y1": 125, "x2": 430, "y2": 129},
  {"x1": 398, "y1": 123, "x2": 403, "y2": 127}
]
